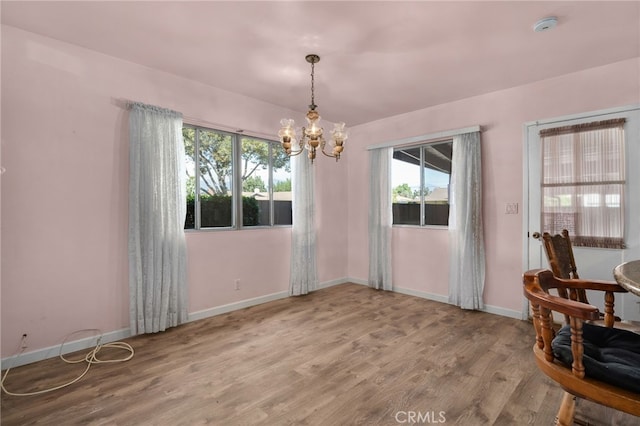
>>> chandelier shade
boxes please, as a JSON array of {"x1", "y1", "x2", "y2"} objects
[{"x1": 278, "y1": 54, "x2": 348, "y2": 163}]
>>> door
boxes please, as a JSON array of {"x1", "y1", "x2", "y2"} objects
[{"x1": 524, "y1": 105, "x2": 640, "y2": 321}]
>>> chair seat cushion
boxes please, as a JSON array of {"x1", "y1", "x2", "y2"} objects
[{"x1": 552, "y1": 323, "x2": 640, "y2": 394}]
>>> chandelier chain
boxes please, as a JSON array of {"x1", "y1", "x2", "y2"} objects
[{"x1": 310, "y1": 61, "x2": 316, "y2": 110}]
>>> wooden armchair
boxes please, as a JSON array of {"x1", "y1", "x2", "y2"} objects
[
  {"x1": 523, "y1": 269, "x2": 640, "y2": 425},
  {"x1": 538, "y1": 229, "x2": 620, "y2": 324}
]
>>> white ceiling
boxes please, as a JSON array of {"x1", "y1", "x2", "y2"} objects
[{"x1": 2, "y1": 1, "x2": 639, "y2": 126}]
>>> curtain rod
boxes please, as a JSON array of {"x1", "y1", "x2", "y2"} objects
[
  {"x1": 366, "y1": 125, "x2": 481, "y2": 151},
  {"x1": 114, "y1": 98, "x2": 276, "y2": 141},
  {"x1": 182, "y1": 115, "x2": 276, "y2": 141}
]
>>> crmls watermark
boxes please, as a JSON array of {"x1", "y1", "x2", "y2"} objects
[{"x1": 394, "y1": 410, "x2": 446, "y2": 424}]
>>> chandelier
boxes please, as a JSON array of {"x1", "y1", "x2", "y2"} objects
[{"x1": 278, "y1": 54, "x2": 348, "y2": 163}]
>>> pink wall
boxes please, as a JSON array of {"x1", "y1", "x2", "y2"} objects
[
  {"x1": 0, "y1": 25, "x2": 348, "y2": 357},
  {"x1": 347, "y1": 57, "x2": 640, "y2": 313},
  {"x1": 2, "y1": 22, "x2": 638, "y2": 359}
]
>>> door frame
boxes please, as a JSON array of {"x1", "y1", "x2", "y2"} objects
[{"x1": 522, "y1": 103, "x2": 640, "y2": 320}]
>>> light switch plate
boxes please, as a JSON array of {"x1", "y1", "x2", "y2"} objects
[{"x1": 506, "y1": 203, "x2": 519, "y2": 214}]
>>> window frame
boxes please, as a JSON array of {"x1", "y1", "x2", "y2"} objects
[
  {"x1": 184, "y1": 123, "x2": 291, "y2": 231},
  {"x1": 392, "y1": 138, "x2": 453, "y2": 228}
]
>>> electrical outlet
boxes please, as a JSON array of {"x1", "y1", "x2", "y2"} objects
[
  {"x1": 21, "y1": 333, "x2": 28, "y2": 349},
  {"x1": 235, "y1": 279, "x2": 240, "y2": 291}
]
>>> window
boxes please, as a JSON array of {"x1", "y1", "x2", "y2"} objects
[
  {"x1": 183, "y1": 124, "x2": 291, "y2": 230},
  {"x1": 392, "y1": 140, "x2": 452, "y2": 226},
  {"x1": 540, "y1": 118, "x2": 626, "y2": 248}
]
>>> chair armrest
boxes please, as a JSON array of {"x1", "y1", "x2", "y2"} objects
[
  {"x1": 553, "y1": 276, "x2": 628, "y2": 293},
  {"x1": 526, "y1": 269, "x2": 625, "y2": 327},
  {"x1": 524, "y1": 270, "x2": 601, "y2": 321}
]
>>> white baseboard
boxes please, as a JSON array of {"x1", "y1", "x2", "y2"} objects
[
  {"x1": 187, "y1": 290, "x2": 289, "y2": 322},
  {"x1": 2, "y1": 278, "x2": 521, "y2": 368},
  {"x1": 346, "y1": 277, "x2": 368, "y2": 286},
  {"x1": 394, "y1": 284, "x2": 521, "y2": 319},
  {"x1": 316, "y1": 277, "x2": 350, "y2": 289},
  {"x1": 1, "y1": 328, "x2": 131, "y2": 370},
  {"x1": 480, "y1": 304, "x2": 523, "y2": 320},
  {"x1": 341, "y1": 277, "x2": 449, "y2": 303},
  {"x1": 189, "y1": 278, "x2": 359, "y2": 323},
  {"x1": 348, "y1": 278, "x2": 523, "y2": 320},
  {"x1": 2, "y1": 279, "x2": 345, "y2": 368},
  {"x1": 392, "y1": 285, "x2": 449, "y2": 304}
]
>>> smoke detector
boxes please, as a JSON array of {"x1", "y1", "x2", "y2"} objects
[{"x1": 533, "y1": 16, "x2": 558, "y2": 32}]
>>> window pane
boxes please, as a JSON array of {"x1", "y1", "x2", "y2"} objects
[
  {"x1": 391, "y1": 141, "x2": 452, "y2": 227},
  {"x1": 183, "y1": 125, "x2": 291, "y2": 230},
  {"x1": 241, "y1": 138, "x2": 270, "y2": 227},
  {"x1": 423, "y1": 143, "x2": 451, "y2": 226},
  {"x1": 606, "y1": 194, "x2": 620, "y2": 208},
  {"x1": 273, "y1": 146, "x2": 292, "y2": 225},
  {"x1": 183, "y1": 127, "x2": 196, "y2": 229},
  {"x1": 199, "y1": 130, "x2": 233, "y2": 228},
  {"x1": 392, "y1": 147, "x2": 421, "y2": 225}
]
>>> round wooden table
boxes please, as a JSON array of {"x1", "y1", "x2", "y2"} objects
[{"x1": 613, "y1": 260, "x2": 640, "y2": 296}]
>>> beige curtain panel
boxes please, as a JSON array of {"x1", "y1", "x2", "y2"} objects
[{"x1": 540, "y1": 118, "x2": 626, "y2": 249}]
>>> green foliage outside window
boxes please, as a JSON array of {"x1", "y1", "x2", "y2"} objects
[
  {"x1": 243, "y1": 175, "x2": 267, "y2": 192},
  {"x1": 183, "y1": 125, "x2": 291, "y2": 229},
  {"x1": 392, "y1": 183, "x2": 418, "y2": 202},
  {"x1": 273, "y1": 178, "x2": 291, "y2": 192}
]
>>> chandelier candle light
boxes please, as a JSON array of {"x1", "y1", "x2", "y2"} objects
[{"x1": 278, "y1": 54, "x2": 348, "y2": 163}]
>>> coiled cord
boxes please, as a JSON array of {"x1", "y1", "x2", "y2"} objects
[{"x1": 1, "y1": 328, "x2": 134, "y2": 396}]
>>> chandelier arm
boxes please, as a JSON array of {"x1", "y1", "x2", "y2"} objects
[
  {"x1": 286, "y1": 134, "x2": 305, "y2": 156},
  {"x1": 319, "y1": 137, "x2": 341, "y2": 160},
  {"x1": 320, "y1": 146, "x2": 338, "y2": 158},
  {"x1": 288, "y1": 147, "x2": 305, "y2": 157}
]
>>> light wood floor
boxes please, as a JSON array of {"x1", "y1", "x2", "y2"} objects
[{"x1": 1, "y1": 283, "x2": 636, "y2": 425}]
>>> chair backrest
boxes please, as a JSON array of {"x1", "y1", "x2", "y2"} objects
[
  {"x1": 540, "y1": 229, "x2": 589, "y2": 305},
  {"x1": 541, "y1": 229, "x2": 579, "y2": 280}
]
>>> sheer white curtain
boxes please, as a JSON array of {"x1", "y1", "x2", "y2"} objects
[
  {"x1": 448, "y1": 131, "x2": 485, "y2": 310},
  {"x1": 289, "y1": 154, "x2": 318, "y2": 295},
  {"x1": 128, "y1": 102, "x2": 188, "y2": 334},
  {"x1": 540, "y1": 119, "x2": 626, "y2": 249},
  {"x1": 369, "y1": 147, "x2": 393, "y2": 290}
]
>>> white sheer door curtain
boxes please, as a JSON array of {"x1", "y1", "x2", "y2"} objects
[
  {"x1": 128, "y1": 102, "x2": 188, "y2": 335},
  {"x1": 540, "y1": 118, "x2": 626, "y2": 249}
]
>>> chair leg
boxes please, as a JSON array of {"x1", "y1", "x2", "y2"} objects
[{"x1": 556, "y1": 392, "x2": 576, "y2": 426}]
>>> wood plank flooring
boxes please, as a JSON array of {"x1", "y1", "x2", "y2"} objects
[{"x1": 1, "y1": 283, "x2": 637, "y2": 425}]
